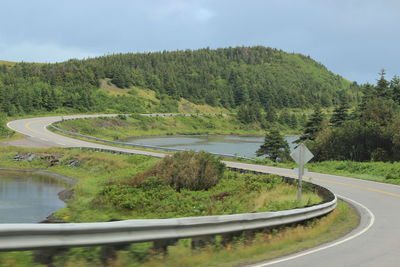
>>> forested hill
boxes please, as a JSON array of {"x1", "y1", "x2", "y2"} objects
[{"x1": 0, "y1": 46, "x2": 359, "y2": 116}]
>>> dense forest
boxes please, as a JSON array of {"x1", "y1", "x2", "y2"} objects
[
  {"x1": 0, "y1": 46, "x2": 359, "y2": 116},
  {"x1": 303, "y1": 71, "x2": 400, "y2": 162}
]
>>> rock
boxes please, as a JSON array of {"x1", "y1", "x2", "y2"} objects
[
  {"x1": 68, "y1": 160, "x2": 80, "y2": 168},
  {"x1": 58, "y1": 189, "x2": 74, "y2": 201},
  {"x1": 13, "y1": 153, "x2": 36, "y2": 161}
]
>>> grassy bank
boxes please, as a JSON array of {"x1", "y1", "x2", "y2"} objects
[
  {"x1": 307, "y1": 161, "x2": 400, "y2": 185},
  {"x1": 55, "y1": 114, "x2": 267, "y2": 140},
  {"x1": 0, "y1": 146, "x2": 320, "y2": 222},
  {"x1": 253, "y1": 158, "x2": 400, "y2": 185}
]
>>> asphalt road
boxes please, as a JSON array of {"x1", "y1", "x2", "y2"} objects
[{"x1": 6, "y1": 115, "x2": 400, "y2": 266}]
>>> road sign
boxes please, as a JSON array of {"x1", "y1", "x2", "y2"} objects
[
  {"x1": 290, "y1": 143, "x2": 314, "y2": 201},
  {"x1": 290, "y1": 143, "x2": 314, "y2": 166}
]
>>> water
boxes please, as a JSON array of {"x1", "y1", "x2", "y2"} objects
[
  {"x1": 0, "y1": 172, "x2": 66, "y2": 223},
  {"x1": 126, "y1": 135, "x2": 299, "y2": 158}
]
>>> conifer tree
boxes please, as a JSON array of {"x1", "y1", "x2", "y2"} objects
[
  {"x1": 375, "y1": 69, "x2": 390, "y2": 98},
  {"x1": 299, "y1": 106, "x2": 324, "y2": 141},
  {"x1": 330, "y1": 102, "x2": 349, "y2": 127},
  {"x1": 256, "y1": 128, "x2": 290, "y2": 162}
]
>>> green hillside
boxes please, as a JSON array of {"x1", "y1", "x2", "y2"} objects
[
  {"x1": 0, "y1": 46, "x2": 360, "y2": 116},
  {"x1": 0, "y1": 60, "x2": 16, "y2": 66}
]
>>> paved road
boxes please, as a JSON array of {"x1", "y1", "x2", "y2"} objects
[{"x1": 7, "y1": 115, "x2": 400, "y2": 266}]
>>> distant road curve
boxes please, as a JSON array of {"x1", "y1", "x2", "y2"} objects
[{"x1": 7, "y1": 114, "x2": 400, "y2": 267}]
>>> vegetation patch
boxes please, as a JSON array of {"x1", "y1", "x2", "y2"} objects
[
  {"x1": 55, "y1": 114, "x2": 268, "y2": 140},
  {"x1": 0, "y1": 147, "x2": 321, "y2": 222},
  {"x1": 133, "y1": 151, "x2": 225, "y2": 191}
]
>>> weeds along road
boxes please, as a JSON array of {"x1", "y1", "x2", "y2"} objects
[{"x1": 7, "y1": 115, "x2": 400, "y2": 267}]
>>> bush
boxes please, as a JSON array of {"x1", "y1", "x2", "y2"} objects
[
  {"x1": 117, "y1": 114, "x2": 127, "y2": 120},
  {"x1": 134, "y1": 151, "x2": 225, "y2": 191}
]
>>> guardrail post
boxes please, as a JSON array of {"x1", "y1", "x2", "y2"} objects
[
  {"x1": 152, "y1": 239, "x2": 178, "y2": 255},
  {"x1": 191, "y1": 235, "x2": 216, "y2": 249},
  {"x1": 99, "y1": 244, "x2": 129, "y2": 265},
  {"x1": 221, "y1": 231, "x2": 242, "y2": 247},
  {"x1": 33, "y1": 247, "x2": 67, "y2": 266}
]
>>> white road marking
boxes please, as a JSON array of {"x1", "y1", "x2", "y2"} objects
[{"x1": 248, "y1": 195, "x2": 375, "y2": 267}]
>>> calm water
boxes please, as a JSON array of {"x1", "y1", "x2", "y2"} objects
[
  {"x1": 126, "y1": 135, "x2": 299, "y2": 158},
  {"x1": 0, "y1": 172, "x2": 66, "y2": 223}
]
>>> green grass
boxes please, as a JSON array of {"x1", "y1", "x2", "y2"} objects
[
  {"x1": 250, "y1": 157, "x2": 400, "y2": 185},
  {"x1": 55, "y1": 114, "x2": 267, "y2": 140},
  {"x1": 0, "y1": 146, "x2": 321, "y2": 223},
  {"x1": 306, "y1": 161, "x2": 400, "y2": 185},
  {"x1": 0, "y1": 201, "x2": 358, "y2": 267}
]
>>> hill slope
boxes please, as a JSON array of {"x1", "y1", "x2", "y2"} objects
[{"x1": 0, "y1": 46, "x2": 359, "y2": 116}]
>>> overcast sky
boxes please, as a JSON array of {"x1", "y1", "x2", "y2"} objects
[{"x1": 1, "y1": 0, "x2": 399, "y2": 83}]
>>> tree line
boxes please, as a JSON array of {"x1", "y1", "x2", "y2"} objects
[
  {"x1": 302, "y1": 70, "x2": 400, "y2": 162},
  {"x1": 0, "y1": 46, "x2": 360, "y2": 116}
]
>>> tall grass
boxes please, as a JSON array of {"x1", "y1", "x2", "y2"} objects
[
  {"x1": 307, "y1": 160, "x2": 400, "y2": 185},
  {"x1": 56, "y1": 115, "x2": 267, "y2": 141}
]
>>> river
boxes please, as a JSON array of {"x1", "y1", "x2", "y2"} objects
[
  {"x1": 125, "y1": 135, "x2": 299, "y2": 158},
  {"x1": 0, "y1": 171, "x2": 66, "y2": 223}
]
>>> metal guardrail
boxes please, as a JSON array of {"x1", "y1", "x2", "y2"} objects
[
  {"x1": 50, "y1": 114, "x2": 254, "y2": 161},
  {"x1": 0, "y1": 168, "x2": 336, "y2": 251}
]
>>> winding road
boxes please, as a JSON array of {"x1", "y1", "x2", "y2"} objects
[{"x1": 6, "y1": 115, "x2": 400, "y2": 266}]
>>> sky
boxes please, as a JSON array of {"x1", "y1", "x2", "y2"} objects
[{"x1": 0, "y1": 0, "x2": 399, "y2": 84}]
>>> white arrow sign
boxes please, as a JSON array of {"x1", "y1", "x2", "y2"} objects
[{"x1": 290, "y1": 143, "x2": 314, "y2": 166}]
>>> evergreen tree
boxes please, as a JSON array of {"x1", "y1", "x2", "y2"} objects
[
  {"x1": 391, "y1": 76, "x2": 400, "y2": 104},
  {"x1": 288, "y1": 113, "x2": 298, "y2": 129},
  {"x1": 299, "y1": 106, "x2": 324, "y2": 141},
  {"x1": 237, "y1": 103, "x2": 262, "y2": 124},
  {"x1": 375, "y1": 69, "x2": 390, "y2": 98},
  {"x1": 278, "y1": 110, "x2": 291, "y2": 126},
  {"x1": 330, "y1": 102, "x2": 349, "y2": 127},
  {"x1": 265, "y1": 105, "x2": 277, "y2": 123},
  {"x1": 256, "y1": 128, "x2": 290, "y2": 162}
]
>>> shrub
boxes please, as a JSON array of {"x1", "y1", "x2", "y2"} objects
[
  {"x1": 117, "y1": 114, "x2": 127, "y2": 120},
  {"x1": 134, "y1": 151, "x2": 225, "y2": 191}
]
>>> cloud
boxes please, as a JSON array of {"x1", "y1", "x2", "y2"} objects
[
  {"x1": 0, "y1": 0, "x2": 398, "y2": 82},
  {"x1": 145, "y1": 1, "x2": 214, "y2": 22}
]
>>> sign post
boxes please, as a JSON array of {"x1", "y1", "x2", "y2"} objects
[{"x1": 290, "y1": 143, "x2": 314, "y2": 201}]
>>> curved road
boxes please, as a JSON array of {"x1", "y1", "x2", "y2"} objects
[{"x1": 6, "y1": 115, "x2": 400, "y2": 266}]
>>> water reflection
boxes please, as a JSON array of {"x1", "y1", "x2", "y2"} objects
[
  {"x1": 0, "y1": 172, "x2": 66, "y2": 223},
  {"x1": 126, "y1": 135, "x2": 299, "y2": 158}
]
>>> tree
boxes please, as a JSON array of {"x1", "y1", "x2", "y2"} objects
[
  {"x1": 391, "y1": 76, "x2": 400, "y2": 104},
  {"x1": 264, "y1": 104, "x2": 277, "y2": 123},
  {"x1": 299, "y1": 106, "x2": 324, "y2": 141},
  {"x1": 256, "y1": 129, "x2": 290, "y2": 162},
  {"x1": 375, "y1": 69, "x2": 390, "y2": 98},
  {"x1": 330, "y1": 102, "x2": 349, "y2": 127},
  {"x1": 237, "y1": 103, "x2": 262, "y2": 124}
]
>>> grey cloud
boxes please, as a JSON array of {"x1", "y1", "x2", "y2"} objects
[{"x1": 0, "y1": 0, "x2": 398, "y2": 83}]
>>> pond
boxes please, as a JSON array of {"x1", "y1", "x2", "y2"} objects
[
  {"x1": 125, "y1": 135, "x2": 299, "y2": 158},
  {"x1": 0, "y1": 171, "x2": 66, "y2": 223}
]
